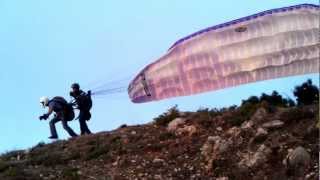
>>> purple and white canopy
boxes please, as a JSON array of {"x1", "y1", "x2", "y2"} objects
[{"x1": 128, "y1": 4, "x2": 319, "y2": 103}]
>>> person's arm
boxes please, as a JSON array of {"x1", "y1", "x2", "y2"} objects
[
  {"x1": 69, "y1": 92, "x2": 77, "y2": 105},
  {"x1": 46, "y1": 107, "x2": 53, "y2": 116},
  {"x1": 39, "y1": 106, "x2": 53, "y2": 120}
]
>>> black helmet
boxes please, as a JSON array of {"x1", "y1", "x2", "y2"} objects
[{"x1": 71, "y1": 83, "x2": 80, "y2": 90}]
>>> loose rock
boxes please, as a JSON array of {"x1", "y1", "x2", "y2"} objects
[
  {"x1": 153, "y1": 158, "x2": 165, "y2": 164},
  {"x1": 250, "y1": 108, "x2": 267, "y2": 123},
  {"x1": 239, "y1": 144, "x2": 272, "y2": 169},
  {"x1": 167, "y1": 118, "x2": 186, "y2": 132},
  {"x1": 262, "y1": 120, "x2": 284, "y2": 129},
  {"x1": 201, "y1": 136, "x2": 232, "y2": 170},
  {"x1": 216, "y1": 177, "x2": 229, "y2": 180},
  {"x1": 176, "y1": 125, "x2": 197, "y2": 136},
  {"x1": 253, "y1": 127, "x2": 268, "y2": 142},
  {"x1": 285, "y1": 146, "x2": 311, "y2": 177}
]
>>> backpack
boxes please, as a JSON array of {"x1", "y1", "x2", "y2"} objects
[
  {"x1": 50, "y1": 96, "x2": 75, "y2": 121},
  {"x1": 77, "y1": 91, "x2": 92, "y2": 111}
]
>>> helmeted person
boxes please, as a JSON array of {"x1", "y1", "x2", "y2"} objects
[
  {"x1": 70, "y1": 83, "x2": 92, "y2": 135},
  {"x1": 39, "y1": 96, "x2": 78, "y2": 139}
]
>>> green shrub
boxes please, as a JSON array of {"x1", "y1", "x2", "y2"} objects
[
  {"x1": 108, "y1": 136, "x2": 125, "y2": 155},
  {"x1": 242, "y1": 96, "x2": 259, "y2": 105},
  {"x1": 32, "y1": 141, "x2": 46, "y2": 149},
  {"x1": 159, "y1": 132, "x2": 176, "y2": 141},
  {"x1": 0, "y1": 150, "x2": 24, "y2": 161},
  {"x1": 154, "y1": 105, "x2": 180, "y2": 126},
  {"x1": 65, "y1": 152, "x2": 81, "y2": 161},
  {"x1": 197, "y1": 107, "x2": 223, "y2": 118},
  {"x1": 85, "y1": 137, "x2": 110, "y2": 161},
  {"x1": 28, "y1": 151, "x2": 65, "y2": 166},
  {"x1": 85, "y1": 146, "x2": 109, "y2": 161},
  {"x1": 196, "y1": 108, "x2": 213, "y2": 127},
  {"x1": 280, "y1": 107, "x2": 315, "y2": 123},
  {"x1": 2, "y1": 166, "x2": 26, "y2": 179},
  {"x1": 241, "y1": 92, "x2": 295, "y2": 108},
  {"x1": 0, "y1": 160, "x2": 9, "y2": 172},
  {"x1": 196, "y1": 107, "x2": 225, "y2": 127},
  {"x1": 259, "y1": 91, "x2": 295, "y2": 107},
  {"x1": 293, "y1": 79, "x2": 319, "y2": 105},
  {"x1": 226, "y1": 91, "x2": 297, "y2": 126},
  {"x1": 227, "y1": 115, "x2": 246, "y2": 127},
  {"x1": 61, "y1": 167, "x2": 80, "y2": 180},
  {"x1": 239, "y1": 102, "x2": 259, "y2": 118},
  {"x1": 3, "y1": 167, "x2": 18, "y2": 177},
  {"x1": 227, "y1": 102, "x2": 259, "y2": 126}
]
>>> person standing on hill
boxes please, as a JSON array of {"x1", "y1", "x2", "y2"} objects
[
  {"x1": 39, "y1": 96, "x2": 78, "y2": 139},
  {"x1": 70, "y1": 83, "x2": 92, "y2": 135}
]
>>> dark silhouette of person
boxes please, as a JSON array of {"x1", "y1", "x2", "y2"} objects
[
  {"x1": 39, "y1": 96, "x2": 78, "y2": 139},
  {"x1": 70, "y1": 83, "x2": 92, "y2": 135}
]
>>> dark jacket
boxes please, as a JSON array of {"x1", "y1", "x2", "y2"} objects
[
  {"x1": 71, "y1": 90, "x2": 92, "y2": 112},
  {"x1": 49, "y1": 96, "x2": 75, "y2": 121}
]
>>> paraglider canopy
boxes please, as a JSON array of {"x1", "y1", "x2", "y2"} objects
[{"x1": 128, "y1": 4, "x2": 320, "y2": 103}]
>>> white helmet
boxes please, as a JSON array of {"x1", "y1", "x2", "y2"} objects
[{"x1": 39, "y1": 96, "x2": 49, "y2": 108}]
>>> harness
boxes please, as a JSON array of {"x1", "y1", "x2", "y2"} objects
[
  {"x1": 72, "y1": 91, "x2": 92, "y2": 111},
  {"x1": 49, "y1": 97, "x2": 75, "y2": 121},
  {"x1": 49, "y1": 97, "x2": 68, "y2": 112}
]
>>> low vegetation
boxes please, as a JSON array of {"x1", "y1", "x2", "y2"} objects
[
  {"x1": 154, "y1": 105, "x2": 180, "y2": 126},
  {"x1": 0, "y1": 79, "x2": 318, "y2": 179}
]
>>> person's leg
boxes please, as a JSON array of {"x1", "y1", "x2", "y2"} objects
[
  {"x1": 49, "y1": 117, "x2": 60, "y2": 138},
  {"x1": 79, "y1": 111, "x2": 91, "y2": 135},
  {"x1": 61, "y1": 119, "x2": 78, "y2": 137},
  {"x1": 78, "y1": 111, "x2": 85, "y2": 135},
  {"x1": 60, "y1": 111, "x2": 78, "y2": 137}
]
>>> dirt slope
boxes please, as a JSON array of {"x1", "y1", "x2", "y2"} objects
[{"x1": 0, "y1": 104, "x2": 318, "y2": 180}]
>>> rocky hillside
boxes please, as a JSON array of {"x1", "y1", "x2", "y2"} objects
[{"x1": 0, "y1": 103, "x2": 318, "y2": 180}]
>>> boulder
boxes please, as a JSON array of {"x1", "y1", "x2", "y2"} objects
[
  {"x1": 226, "y1": 127, "x2": 243, "y2": 145},
  {"x1": 239, "y1": 144, "x2": 272, "y2": 169},
  {"x1": 241, "y1": 120, "x2": 254, "y2": 130},
  {"x1": 250, "y1": 107, "x2": 267, "y2": 123},
  {"x1": 249, "y1": 128, "x2": 268, "y2": 147},
  {"x1": 254, "y1": 128, "x2": 268, "y2": 142},
  {"x1": 241, "y1": 108, "x2": 268, "y2": 130},
  {"x1": 305, "y1": 172, "x2": 316, "y2": 180},
  {"x1": 255, "y1": 128, "x2": 268, "y2": 138},
  {"x1": 176, "y1": 125, "x2": 197, "y2": 136},
  {"x1": 207, "y1": 136, "x2": 221, "y2": 143},
  {"x1": 167, "y1": 118, "x2": 186, "y2": 132},
  {"x1": 201, "y1": 136, "x2": 233, "y2": 170},
  {"x1": 285, "y1": 146, "x2": 311, "y2": 177},
  {"x1": 227, "y1": 127, "x2": 241, "y2": 137}
]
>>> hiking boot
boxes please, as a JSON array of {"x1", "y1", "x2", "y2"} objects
[
  {"x1": 69, "y1": 136, "x2": 79, "y2": 140},
  {"x1": 81, "y1": 132, "x2": 92, "y2": 136},
  {"x1": 48, "y1": 135, "x2": 58, "y2": 139}
]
